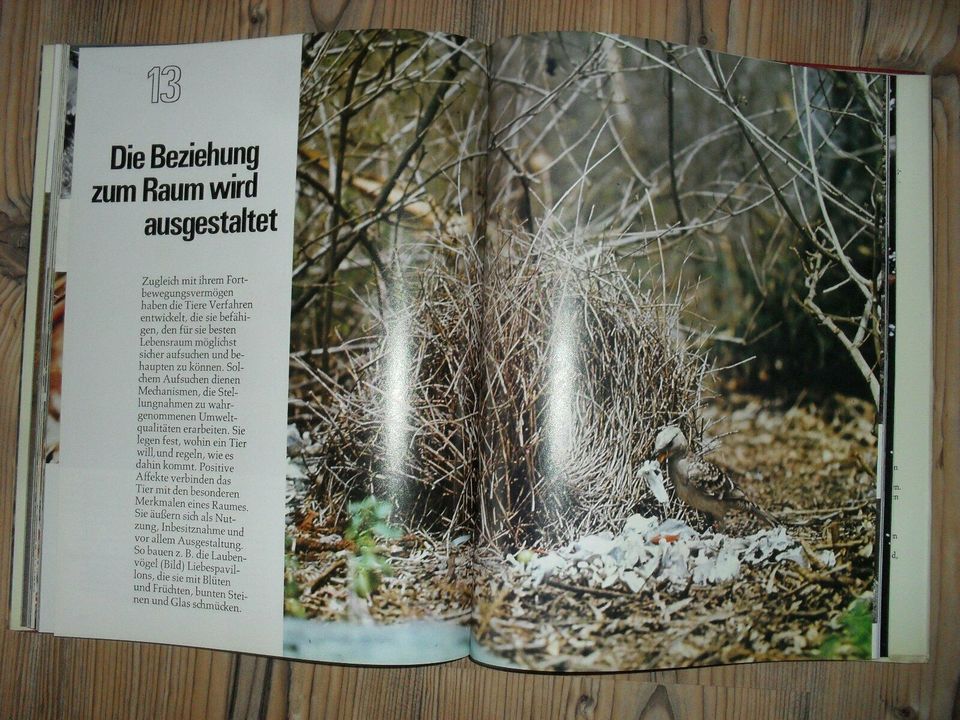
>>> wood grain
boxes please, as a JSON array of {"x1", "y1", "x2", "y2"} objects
[{"x1": 1, "y1": 1, "x2": 956, "y2": 718}]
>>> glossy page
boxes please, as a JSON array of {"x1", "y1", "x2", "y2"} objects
[
  {"x1": 474, "y1": 31, "x2": 896, "y2": 671},
  {"x1": 283, "y1": 31, "x2": 487, "y2": 663}
]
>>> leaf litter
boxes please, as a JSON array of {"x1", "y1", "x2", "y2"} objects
[
  {"x1": 472, "y1": 392, "x2": 878, "y2": 670},
  {"x1": 286, "y1": 392, "x2": 877, "y2": 670}
]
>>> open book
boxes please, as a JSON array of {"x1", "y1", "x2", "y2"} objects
[{"x1": 12, "y1": 30, "x2": 932, "y2": 671}]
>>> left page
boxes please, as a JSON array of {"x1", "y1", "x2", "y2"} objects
[
  {"x1": 282, "y1": 31, "x2": 485, "y2": 663},
  {"x1": 51, "y1": 35, "x2": 301, "y2": 655},
  {"x1": 44, "y1": 31, "x2": 486, "y2": 662}
]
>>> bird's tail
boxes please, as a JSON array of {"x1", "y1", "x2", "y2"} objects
[{"x1": 740, "y1": 500, "x2": 778, "y2": 527}]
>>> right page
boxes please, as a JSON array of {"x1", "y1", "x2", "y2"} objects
[{"x1": 474, "y1": 31, "x2": 921, "y2": 671}]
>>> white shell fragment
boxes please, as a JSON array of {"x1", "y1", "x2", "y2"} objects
[
  {"x1": 639, "y1": 460, "x2": 670, "y2": 504},
  {"x1": 816, "y1": 549, "x2": 837, "y2": 568},
  {"x1": 286, "y1": 423, "x2": 304, "y2": 452},
  {"x1": 573, "y1": 533, "x2": 616, "y2": 559},
  {"x1": 528, "y1": 553, "x2": 567, "y2": 585},
  {"x1": 623, "y1": 513, "x2": 658, "y2": 535},
  {"x1": 521, "y1": 515, "x2": 807, "y2": 594},
  {"x1": 286, "y1": 457, "x2": 309, "y2": 480}
]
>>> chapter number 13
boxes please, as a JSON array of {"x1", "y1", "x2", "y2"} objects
[{"x1": 147, "y1": 65, "x2": 182, "y2": 103}]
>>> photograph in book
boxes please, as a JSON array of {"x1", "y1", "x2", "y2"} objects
[
  {"x1": 43, "y1": 273, "x2": 66, "y2": 462},
  {"x1": 41, "y1": 49, "x2": 76, "y2": 464},
  {"x1": 282, "y1": 31, "x2": 486, "y2": 663},
  {"x1": 473, "y1": 32, "x2": 887, "y2": 671}
]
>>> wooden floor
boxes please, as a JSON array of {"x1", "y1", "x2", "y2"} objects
[{"x1": 1, "y1": 2, "x2": 957, "y2": 718}]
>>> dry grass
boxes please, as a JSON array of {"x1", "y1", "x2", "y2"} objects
[
  {"x1": 291, "y1": 245, "x2": 481, "y2": 537},
  {"x1": 290, "y1": 226, "x2": 710, "y2": 552},
  {"x1": 479, "y1": 229, "x2": 709, "y2": 549}
]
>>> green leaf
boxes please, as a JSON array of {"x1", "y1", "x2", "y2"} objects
[
  {"x1": 343, "y1": 495, "x2": 401, "y2": 599},
  {"x1": 353, "y1": 568, "x2": 372, "y2": 598},
  {"x1": 284, "y1": 597, "x2": 307, "y2": 618},
  {"x1": 372, "y1": 522, "x2": 402, "y2": 539},
  {"x1": 284, "y1": 578, "x2": 300, "y2": 599},
  {"x1": 818, "y1": 598, "x2": 872, "y2": 659}
]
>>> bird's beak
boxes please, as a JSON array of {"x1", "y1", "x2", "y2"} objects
[{"x1": 656, "y1": 451, "x2": 668, "y2": 464}]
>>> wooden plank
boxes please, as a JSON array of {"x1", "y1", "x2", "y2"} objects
[
  {"x1": 0, "y1": 0, "x2": 43, "y2": 227},
  {"x1": 0, "y1": 1, "x2": 956, "y2": 718},
  {"x1": 926, "y1": 69, "x2": 960, "y2": 719}
]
